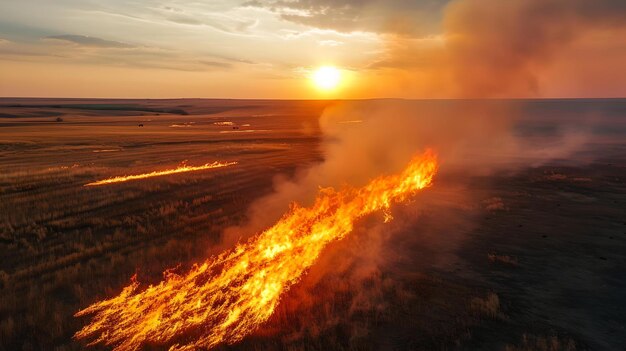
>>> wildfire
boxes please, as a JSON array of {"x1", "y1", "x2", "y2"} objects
[
  {"x1": 84, "y1": 161, "x2": 237, "y2": 186},
  {"x1": 75, "y1": 150, "x2": 438, "y2": 350}
]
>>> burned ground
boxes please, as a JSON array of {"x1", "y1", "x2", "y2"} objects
[{"x1": 0, "y1": 99, "x2": 624, "y2": 350}]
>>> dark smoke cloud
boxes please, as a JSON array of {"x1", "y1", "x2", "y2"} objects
[
  {"x1": 372, "y1": 0, "x2": 626, "y2": 97},
  {"x1": 443, "y1": 0, "x2": 626, "y2": 97}
]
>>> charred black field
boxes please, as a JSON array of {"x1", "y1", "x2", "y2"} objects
[{"x1": 1, "y1": 98, "x2": 625, "y2": 351}]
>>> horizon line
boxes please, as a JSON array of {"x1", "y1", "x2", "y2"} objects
[{"x1": 1, "y1": 96, "x2": 625, "y2": 101}]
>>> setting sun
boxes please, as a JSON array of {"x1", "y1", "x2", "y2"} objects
[
  {"x1": 312, "y1": 66, "x2": 341, "y2": 91},
  {"x1": 3, "y1": 1, "x2": 626, "y2": 350}
]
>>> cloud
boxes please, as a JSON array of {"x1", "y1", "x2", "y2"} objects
[
  {"x1": 247, "y1": 0, "x2": 626, "y2": 97},
  {"x1": 153, "y1": 5, "x2": 259, "y2": 34},
  {"x1": 198, "y1": 60, "x2": 232, "y2": 68},
  {"x1": 2, "y1": 0, "x2": 624, "y2": 97},
  {"x1": 243, "y1": 0, "x2": 448, "y2": 36},
  {"x1": 45, "y1": 35, "x2": 135, "y2": 48},
  {"x1": 166, "y1": 14, "x2": 203, "y2": 26},
  {"x1": 318, "y1": 39, "x2": 343, "y2": 47},
  {"x1": 0, "y1": 35, "x2": 237, "y2": 72}
]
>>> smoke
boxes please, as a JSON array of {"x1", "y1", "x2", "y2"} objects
[
  {"x1": 215, "y1": 2, "x2": 625, "y2": 335},
  {"x1": 233, "y1": 99, "x2": 588, "y2": 217},
  {"x1": 444, "y1": 0, "x2": 626, "y2": 97},
  {"x1": 374, "y1": 0, "x2": 626, "y2": 98},
  {"x1": 215, "y1": 98, "x2": 598, "y2": 345},
  {"x1": 221, "y1": 100, "x2": 512, "y2": 244},
  {"x1": 223, "y1": 98, "x2": 596, "y2": 258}
]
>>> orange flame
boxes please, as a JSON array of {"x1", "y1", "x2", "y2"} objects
[
  {"x1": 75, "y1": 150, "x2": 438, "y2": 350},
  {"x1": 84, "y1": 161, "x2": 237, "y2": 186}
]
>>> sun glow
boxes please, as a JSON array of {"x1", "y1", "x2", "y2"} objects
[{"x1": 312, "y1": 66, "x2": 341, "y2": 91}]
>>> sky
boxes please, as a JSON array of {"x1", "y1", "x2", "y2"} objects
[{"x1": 0, "y1": 0, "x2": 625, "y2": 99}]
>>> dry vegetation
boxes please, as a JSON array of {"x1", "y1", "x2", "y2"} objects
[
  {"x1": 1, "y1": 98, "x2": 625, "y2": 351},
  {"x1": 470, "y1": 293, "x2": 503, "y2": 319},
  {"x1": 0, "y1": 100, "x2": 327, "y2": 350},
  {"x1": 487, "y1": 253, "x2": 519, "y2": 267},
  {"x1": 0, "y1": 99, "x2": 494, "y2": 351},
  {"x1": 504, "y1": 334, "x2": 578, "y2": 351}
]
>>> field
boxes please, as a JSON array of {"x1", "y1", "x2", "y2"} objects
[{"x1": 1, "y1": 98, "x2": 625, "y2": 350}]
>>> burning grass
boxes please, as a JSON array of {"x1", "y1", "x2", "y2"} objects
[
  {"x1": 3, "y1": 99, "x2": 625, "y2": 351},
  {"x1": 84, "y1": 161, "x2": 237, "y2": 187},
  {"x1": 74, "y1": 150, "x2": 438, "y2": 350},
  {"x1": 92, "y1": 149, "x2": 122, "y2": 153},
  {"x1": 219, "y1": 130, "x2": 269, "y2": 134}
]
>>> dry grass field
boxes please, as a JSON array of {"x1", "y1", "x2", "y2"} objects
[
  {"x1": 1, "y1": 98, "x2": 625, "y2": 351},
  {"x1": 0, "y1": 99, "x2": 328, "y2": 350}
]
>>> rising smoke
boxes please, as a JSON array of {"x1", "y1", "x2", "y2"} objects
[
  {"x1": 374, "y1": 0, "x2": 626, "y2": 98},
  {"x1": 219, "y1": 99, "x2": 595, "y2": 343},
  {"x1": 214, "y1": 1, "x2": 625, "y2": 342},
  {"x1": 444, "y1": 0, "x2": 626, "y2": 97}
]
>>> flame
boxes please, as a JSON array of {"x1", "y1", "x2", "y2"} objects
[
  {"x1": 75, "y1": 150, "x2": 438, "y2": 350},
  {"x1": 84, "y1": 161, "x2": 237, "y2": 186}
]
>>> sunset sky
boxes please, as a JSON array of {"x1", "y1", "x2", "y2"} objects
[{"x1": 1, "y1": 0, "x2": 625, "y2": 99}]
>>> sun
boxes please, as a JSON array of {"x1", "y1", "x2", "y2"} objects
[{"x1": 312, "y1": 66, "x2": 341, "y2": 91}]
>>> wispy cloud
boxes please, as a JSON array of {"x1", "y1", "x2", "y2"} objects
[
  {"x1": 45, "y1": 35, "x2": 135, "y2": 48},
  {"x1": 0, "y1": 34, "x2": 238, "y2": 72},
  {"x1": 198, "y1": 60, "x2": 232, "y2": 68},
  {"x1": 243, "y1": 0, "x2": 448, "y2": 36},
  {"x1": 318, "y1": 39, "x2": 343, "y2": 47}
]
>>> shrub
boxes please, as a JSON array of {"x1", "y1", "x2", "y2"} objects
[{"x1": 470, "y1": 293, "x2": 501, "y2": 319}]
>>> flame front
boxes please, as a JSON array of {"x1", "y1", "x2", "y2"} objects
[
  {"x1": 84, "y1": 161, "x2": 237, "y2": 186},
  {"x1": 75, "y1": 150, "x2": 438, "y2": 350}
]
